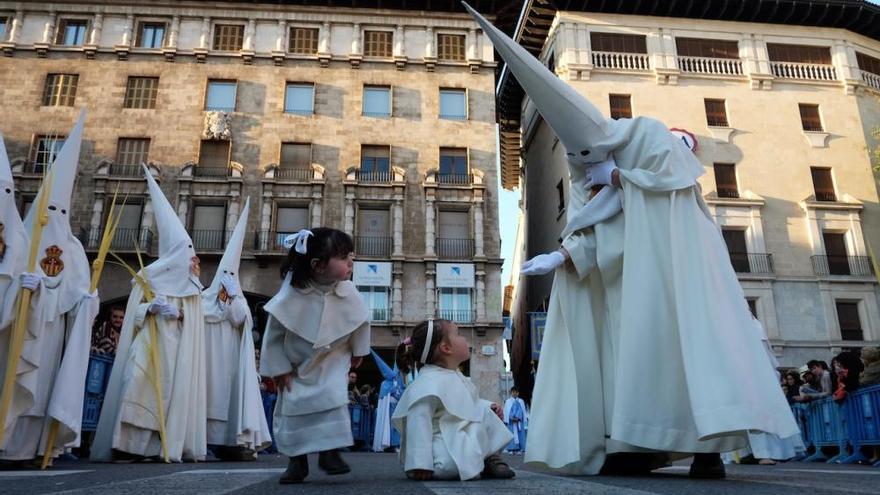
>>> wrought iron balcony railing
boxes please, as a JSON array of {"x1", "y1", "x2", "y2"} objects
[
  {"x1": 728, "y1": 252, "x2": 774, "y2": 275},
  {"x1": 437, "y1": 309, "x2": 476, "y2": 324},
  {"x1": 355, "y1": 236, "x2": 392, "y2": 257},
  {"x1": 811, "y1": 255, "x2": 875, "y2": 277},
  {"x1": 191, "y1": 229, "x2": 229, "y2": 251},
  {"x1": 194, "y1": 166, "x2": 231, "y2": 178},
  {"x1": 436, "y1": 238, "x2": 475, "y2": 260}
]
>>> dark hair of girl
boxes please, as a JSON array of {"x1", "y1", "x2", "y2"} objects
[
  {"x1": 395, "y1": 319, "x2": 450, "y2": 375},
  {"x1": 280, "y1": 227, "x2": 354, "y2": 288}
]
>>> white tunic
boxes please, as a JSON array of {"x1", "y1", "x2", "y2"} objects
[
  {"x1": 260, "y1": 280, "x2": 370, "y2": 457},
  {"x1": 91, "y1": 284, "x2": 207, "y2": 462},
  {"x1": 392, "y1": 366, "x2": 512, "y2": 481},
  {"x1": 203, "y1": 295, "x2": 271, "y2": 450}
]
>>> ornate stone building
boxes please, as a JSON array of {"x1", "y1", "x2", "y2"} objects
[
  {"x1": 0, "y1": 0, "x2": 513, "y2": 399},
  {"x1": 501, "y1": 0, "x2": 880, "y2": 399}
]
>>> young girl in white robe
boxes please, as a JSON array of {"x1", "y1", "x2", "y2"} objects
[
  {"x1": 259, "y1": 228, "x2": 370, "y2": 484},
  {"x1": 391, "y1": 319, "x2": 515, "y2": 481}
]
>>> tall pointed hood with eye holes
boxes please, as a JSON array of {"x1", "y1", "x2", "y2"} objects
[
  {"x1": 23, "y1": 110, "x2": 91, "y2": 317},
  {"x1": 0, "y1": 131, "x2": 29, "y2": 286},
  {"x1": 141, "y1": 164, "x2": 203, "y2": 297},
  {"x1": 202, "y1": 197, "x2": 249, "y2": 321}
]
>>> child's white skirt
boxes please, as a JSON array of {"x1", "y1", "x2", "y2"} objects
[{"x1": 273, "y1": 403, "x2": 353, "y2": 457}]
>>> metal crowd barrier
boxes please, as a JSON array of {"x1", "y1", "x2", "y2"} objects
[
  {"x1": 792, "y1": 384, "x2": 880, "y2": 466},
  {"x1": 81, "y1": 353, "x2": 115, "y2": 432},
  {"x1": 349, "y1": 403, "x2": 375, "y2": 448}
]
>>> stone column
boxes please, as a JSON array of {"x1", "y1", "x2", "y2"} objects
[
  {"x1": 42, "y1": 12, "x2": 57, "y2": 44},
  {"x1": 393, "y1": 198, "x2": 403, "y2": 256},
  {"x1": 425, "y1": 198, "x2": 436, "y2": 256},
  {"x1": 473, "y1": 201, "x2": 484, "y2": 257},
  {"x1": 351, "y1": 23, "x2": 361, "y2": 56},
  {"x1": 393, "y1": 25, "x2": 405, "y2": 57},
  {"x1": 275, "y1": 19, "x2": 287, "y2": 52},
  {"x1": 199, "y1": 17, "x2": 211, "y2": 49},
  {"x1": 168, "y1": 16, "x2": 180, "y2": 48},
  {"x1": 259, "y1": 193, "x2": 272, "y2": 250},
  {"x1": 89, "y1": 13, "x2": 103, "y2": 45},
  {"x1": 226, "y1": 198, "x2": 241, "y2": 232},
  {"x1": 89, "y1": 196, "x2": 105, "y2": 247},
  {"x1": 319, "y1": 21, "x2": 331, "y2": 53},
  {"x1": 243, "y1": 18, "x2": 256, "y2": 51},
  {"x1": 425, "y1": 273, "x2": 436, "y2": 318},
  {"x1": 467, "y1": 28, "x2": 477, "y2": 60},
  {"x1": 141, "y1": 198, "x2": 155, "y2": 245},
  {"x1": 121, "y1": 14, "x2": 134, "y2": 46},
  {"x1": 475, "y1": 271, "x2": 486, "y2": 321},
  {"x1": 7, "y1": 10, "x2": 23, "y2": 43},
  {"x1": 424, "y1": 26, "x2": 435, "y2": 58},
  {"x1": 344, "y1": 191, "x2": 355, "y2": 236},
  {"x1": 392, "y1": 273, "x2": 402, "y2": 321},
  {"x1": 311, "y1": 186, "x2": 323, "y2": 227},
  {"x1": 177, "y1": 192, "x2": 190, "y2": 225}
]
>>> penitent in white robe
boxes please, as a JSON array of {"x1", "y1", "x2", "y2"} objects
[
  {"x1": 91, "y1": 283, "x2": 207, "y2": 462},
  {"x1": 204, "y1": 295, "x2": 271, "y2": 451},
  {"x1": 0, "y1": 278, "x2": 98, "y2": 460},
  {"x1": 260, "y1": 278, "x2": 370, "y2": 457},
  {"x1": 392, "y1": 365, "x2": 512, "y2": 481},
  {"x1": 526, "y1": 118, "x2": 800, "y2": 475}
]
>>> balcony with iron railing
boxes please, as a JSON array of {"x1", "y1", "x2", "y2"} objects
[
  {"x1": 437, "y1": 174, "x2": 474, "y2": 185},
  {"x1": 274, "y1": 168, "x2": 314, "y2": 182},
  {"x1": 355, "y1": 170, "x2": 393, "y2": 183},
  {"x1": 369, "y1": 307, "x2": 391, "y2": 322},
  {"x1": 591, "y1": 51, "x2": 650, "y2": 71},
  {"x1": 254, "y1": 230, "x2": 297, "y2": 253},
  {"x1": 193, "y1": 166, "x2": 232, "y2": 178},
  {"x1": 437, "y1": 309, "x2": 476, "y2": 324},
  {"x1": 728, "y1": 253, "x2": 774, "y2": 275},
  {"x1": 109, "y1": 164, "x2": 144, "y2": 177},
  {"x1": 436, "y1": 238, "x2": 475, "y2": 260},
  {"x1": 717, "y1": 187, "x2": 740, "y2": 199},
  {"x1": 677, "y1": 55, "x2": 743, "y2": 76},
  {"x1": 79, "y1": 227, "x2": 153, "y2": 252},
  {"x1": 355, "y1": 236, "x2": 393, "y2": 257},
  {"x1": 191, "y1": 229, "x2": 229, "y2": 251},
  {"x1": 811, "y1": 255, "x2": 875, "y2": 277},
  {"x1": 770, "y1": 61, "x2": 837, "y2": 81},
  {"x1": 18, "y1": 161, "x2": 49, "y2": 175}
]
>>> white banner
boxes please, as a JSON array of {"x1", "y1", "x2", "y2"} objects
[
  {"x1": 436, "y1": 263, "x2": 475, "y2": 288},
  {"x1": 353, "y1": 261, "x2": 392, "y2": 286}
]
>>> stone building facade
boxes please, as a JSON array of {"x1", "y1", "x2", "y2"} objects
[
  {"x1": 0, "y1": 0, "x2": 507, "y2": 399},
  {"x1": 500, "y1": 1, "x2": 880, "y2": 397}
]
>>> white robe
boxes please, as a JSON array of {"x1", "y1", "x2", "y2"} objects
[
  {"x1": 526, "y1": 117, "x2": 800, "y2": 474},
  {"x1": 392, "y1": 365, "x2": 512, "y2": 481},
  {"x1": 260, "y1": 280, "x2": 370, "y2": 457},
  {"x1": 0, "y1": 278, "x2": 98, "y2": 460},
  {"x1": 91, "y1": 284, "x2": 207, "y2": 462},
  {"x1": 203, "y1": 295, "x2": 271, "y2": 451}
]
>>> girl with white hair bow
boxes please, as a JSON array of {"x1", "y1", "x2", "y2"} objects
[{"x1": 259, "y1": 227, "x2": 371, "y2": 484}]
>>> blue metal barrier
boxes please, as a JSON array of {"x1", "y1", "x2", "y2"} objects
[
  {"x1": 349, "y1": 404, "x2": 375, "y2": 448},
  {"x1": 81, "y1": 354, "x2": 114, "y2": 432},
  {"x1": 841, "y1": 385, "x2": 880, "y2": 466}
]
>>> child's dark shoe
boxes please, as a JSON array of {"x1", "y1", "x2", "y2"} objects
[
  {"x1": 318, "y1": 449, "x2": 351, "y2": 475},
  {"x1": 482, "y1": 454, "x2": 515, "y2": 479},
  {"x1": 279, "y1": 455, "x2": 309, "y2": 484},
  {"x1": 688, "y1": 453, "x2": 726, "y2": 479}
]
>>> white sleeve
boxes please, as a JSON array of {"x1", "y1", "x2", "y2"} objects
[
  {"x1": 225, "y1": 296, "x2": 249, "y2": 328},
  {"x1": 133, "y1": 302, "x2": 150, "y2": 330},
  {"x1": 350, "y1": 322, "x2": 371, "y2": 357},
  {"x1": 403, "y1": 397, "x2": 439, "y2": 473},
  {"x1": 561, "y1": 231, "x2": 598, "y2": 281},
  {"x1": 259, "y1": 316, "x2": 294, "y2": 378}
]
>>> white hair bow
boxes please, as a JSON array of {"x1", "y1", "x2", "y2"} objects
[{"x1": 283, "y1": 229, "x2": 314, "y2": 254}]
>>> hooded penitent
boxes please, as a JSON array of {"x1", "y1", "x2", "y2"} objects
[
  {"x1": 0, "y1": 131, "x2": 30, "y2": 326},
  {"x1": 23, "y1": 110, "x2": 90, "y2": 318},
  {"x1": 140, "y1": 164, "x2": 202, "y2": 296},
  {"x1": 203, "y1": 198, "x2": 249, "y2": 322}
]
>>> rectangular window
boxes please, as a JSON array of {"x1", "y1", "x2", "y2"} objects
[
  {"x1": 358, "y1": 286, "x2": 390, "y2": 322},
  {"x1": 116, "y1": 138, "x2": 151, "y2": 166},
  {"x1": 275, "y1": 205, "x2": 309, "y2": 236},
  {"x1": 124, "y1": 76, "x2": 159, "y2": 109},
  {"x1": 19, "y1": 195, "x2": 35, "y2": 218},
  {"x1": 363, "y1": 85, "x2": 391, "y2": 117},
  {"x1": 439, "y1": 287, "x2": 473, "y2": 323},
  {"x1": 439, "y1": 148, "x2": 469, "y2": 182},
  {"x1": 42, "y1": 74, "x2": 78, "y2": 107},
  {"x1": 714, "y1": 163, "x2": 739, "y2": 198},
  {"x1": 31, "y1": 135, "x2": 65, "y2": 171},
  {"x1": 280, "y1": 143, "x2": 311, "y2": 169},
  {"x1": 213, "y1": 24, "x2": 243, "y2": 51},
  {"x1": 56, "y1": 19, "x2": 87, "y2": 46},
  {"x1": 675, "y1": 37, "x2": 739, "y2": 58},
  {"x1": 590, "y1": 32, "x2": 647, "y2": 53},
  {"x1": 857, "y1": 52, "x2": 880, "y2": 76},
  {"x1": 0, "y1": 17, "x2": 7, "y2": 41},
  {"x1": 356, "y1": 208, "x2": 391, "y2": 257},
  {"x1": 835, "y1": 302, "x2": 863, "y2": 341},
  {"x1": 810, "y1": 167, "x2": 836, "y2": 202},
  {"x1": 284, "y1": 83, "x2": 315, "y2": 115},
  {"x1": 108, "y1": 200, "x2": 144, "y2": 249},
  {"x1": 823, "y1": 232, "x2": 850, "y2": 276},
  {"x1": 437, "y1": 210, "x2": 472, "y2": 259},
  {"x1": 799, "y1": 104, "x2": 823, "y2": 132},
  {"x1": 609, "y1": 94, "x2": 632, "y2": 119},
  {"x1": 205, "y1": 80, "x2": 237, "y2": 111},
  {"x1": 138, "y1": 22, "x2": 166, "y2": 49},
  {"x1": 360, "y1": 145, "x2": 390, "y2": 179},
  {"x1": 705, "y1": 98, "x2": 729, "y2": 127},
  {"x1": 191, "y1": 204, "x2": 227, "y2": 250},
  {"x1": 439, "y1": 89, "x2": 467, "y2": 120},
  {"x1": 721, "y1": 228, "x2": 750, "y2": 273},
  {"x1": 767, "y1": 43, "x2": 832, "y2": 64},
  {"x1": 364, "y1": 30, "x2": 392, "y2": 57},
  {"x1": 437, "y1": 33, "x2": 466, "y2": 61},
  {"x1": 198, "y1": 140, "x2": 230, "y2": 169},
  {"x1": 746, "y1": 298, "x2": 758, "y2": 318},
  {"x1": 289, "y1": 27, "x2": 319, "y2": 55}
]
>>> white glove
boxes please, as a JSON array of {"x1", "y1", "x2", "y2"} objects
[
  {"x1": 585, "y1": 157, "x2": 618, "y2": 189},
  {"x1": 220, "y1": 273, "x2": 239, "y2": 298},
  {"x1": 158, "y1": 303, "x2": 180, "y2": 320},
  {"x1": 20, "y1": 272, "x2": 42, "y2": 291},
  {"x1": 521, "y1": 251, "x2": 566, "y2": 276},
  {"x1": 147, "y1": 296, "x2": 167, "y2": 315}
]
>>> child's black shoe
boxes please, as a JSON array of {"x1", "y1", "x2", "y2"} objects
[
  {"x1": 688, "y1": 453, "x2": 726, "y2": 479},
  {"x1": 482, "y1": 454, "x2": 515, "y2": 479},
  {"x1": 279, "y1": 455, "x2": 309, "y2": 484},
  {"x1": 318, "y1": 449, "x2": 351, "y2": 475}
]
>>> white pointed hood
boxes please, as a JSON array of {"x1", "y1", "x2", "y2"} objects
[
  {"x1": 463, "y1": 2, "x2": 629, "y2": 164},
  {"x1": 202, "y1": 198, "x2": 249, "y2": 321},
  {"x1": 23, "y1": 109, "x2": 91, "y2": 317},
  {"x1": 141, "y1": 164, "x2": 203, "y2": 297},
  {"x1": 0, "y1": 132, "x2": 29, "y2": 281}
]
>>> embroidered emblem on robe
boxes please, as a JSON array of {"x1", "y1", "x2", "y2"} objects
[{"x1": 40, "y1": 245, "x2": 64, "y2": 276}]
